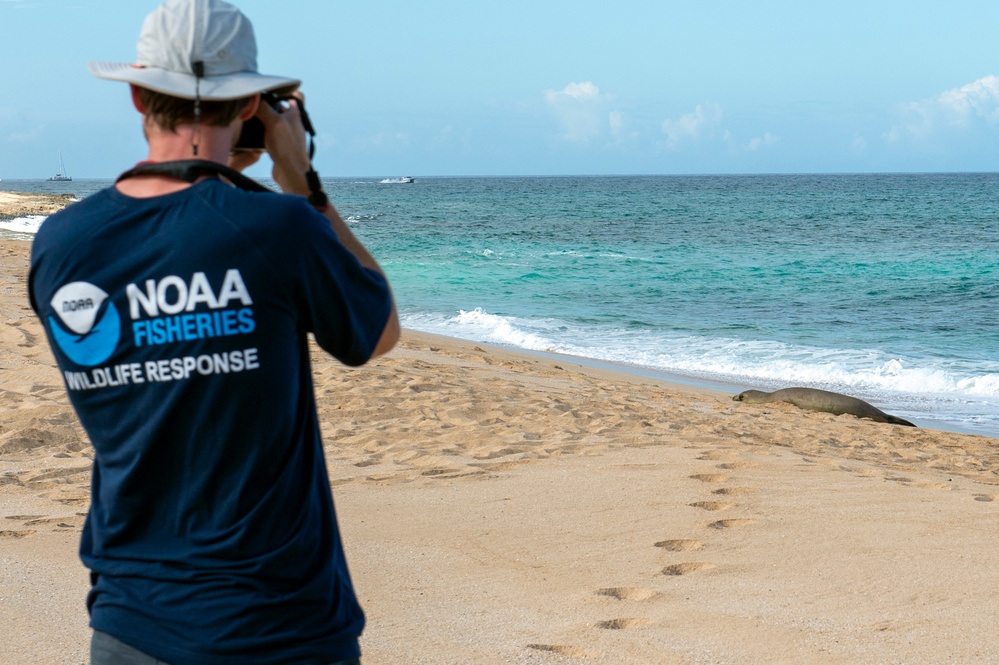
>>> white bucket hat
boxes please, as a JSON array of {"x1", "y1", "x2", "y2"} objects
[{"x1": 88, "y1": 0, "x2": 299, "y2": 101}]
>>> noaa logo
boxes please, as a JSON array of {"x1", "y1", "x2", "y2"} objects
[{"x1": 47, "y1": 282, "x2": 121, "y2": 367}]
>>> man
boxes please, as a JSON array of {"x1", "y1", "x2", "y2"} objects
[{"x1": 28, "y1": 1, "x2": 399, "y2": 663}]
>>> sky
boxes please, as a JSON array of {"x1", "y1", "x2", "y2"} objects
[{"x1": 3, "y1": 0, "x2": 999, "y2": 178}]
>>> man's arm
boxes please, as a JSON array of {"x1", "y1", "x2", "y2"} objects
[
  {"x1": 314, "y1": 204, "x2": 401, "y2": 357},
  {"x1": 246, "y1": 93, "x2": 401, "y2": 357}
]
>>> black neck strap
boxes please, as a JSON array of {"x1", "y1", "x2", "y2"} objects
[{"x1": 116, "y1": 159, "x2": 271, "y2": 193}]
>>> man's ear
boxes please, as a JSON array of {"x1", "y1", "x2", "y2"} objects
[
  {"x1": 240, "y1": 94, "x2": 261, "y2": 121},
  {"x1": 130, "y1": 84, "x2": 146, "y2": 114}
]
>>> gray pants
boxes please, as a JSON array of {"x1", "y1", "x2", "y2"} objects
[{"x1": 91, "y1": 630, "x2": 361, "y2": 665}]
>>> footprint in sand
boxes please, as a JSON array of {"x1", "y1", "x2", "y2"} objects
[
  {"x1": 470, "y1": 460, "x2": 530, "y2": 473},
  {"x1": 526, "y1": 644, "x2": 601, "y2": 658},
  {"x1": 914, "y1": 482, "x2": 952, "y2": 491},
  {"x1": 690, "y1": 473, "x2": 728, "y2": 483},
  {"x1": 885, "y1": 475, "x2": 914, "y2": 484},
  {"x1": 716, "y1": 461, "x2": 758, "y2": 470},
  {"x1": 846, "y1": 466, "x2": 883, "y2": 478},
  {"x1": 654, "y1": 539, "x2": 703, "y2": 552},
  {"x1": 709, "y1": 518, "x2": 758, "y2": 529},
  {"x1": 974, "y1": 494, "x2": 997, "y2": 502},
  {"x1": 11, "y1": 321, "x2": 38, "y2": 347},
  {"x1": 420, "y1": 468, "x2": 454, "y2": 477},
  {"x1": 0, "y1": 529, "x2": 37, "y2": 538},
  {"x1": 24, "y1": 465, "x2": 92, "y2": 486},
  {"x1": 596, "y1": 587, "x2": 658, "y2": 601},
  {"x1": 418, "y1": 468, "x2": 485, "y2": 480},
  {"x1": 22, "y1": 515, "x2": 85, "y2": 530},
  {"x1": 363, "y1": 473, "x2": 415, "y2": 485},
  {"x1": 713, "y1": 487, "x2": 754, "y2": 496},
  {"x1": 662, "y1": 562, "x2": 716, "y2": 576},
  {"x1": 689, "y1": 501, "x2": 735, "y2": 511},
  {"x1": 595, "y1": 618, "x2": 652, "y2": 630}
]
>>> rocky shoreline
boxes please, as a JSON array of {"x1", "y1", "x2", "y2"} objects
[{"x1": 0, "y1": 192, "x2": 75, "y2": 218}]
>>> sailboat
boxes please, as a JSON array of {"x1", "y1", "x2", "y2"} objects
[{"x1": 47, "y1": 152, "x2": 72, "y2": 182}]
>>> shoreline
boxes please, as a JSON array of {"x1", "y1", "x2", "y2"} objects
[
  {"x1": 0, "y1": 198, "x2": 991, "y2": 437},
  {"x1": 391, "y1": 331, "x2": 992, "y2": 437},
  {"x1": 0, "y1": 225, "x2": 990, "y2": 438}
]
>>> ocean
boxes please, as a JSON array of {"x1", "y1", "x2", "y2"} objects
[{"x1": 3, "y1": 173, "x2": 997, "y2": 437}]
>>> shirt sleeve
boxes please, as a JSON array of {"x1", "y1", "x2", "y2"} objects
[{"x1": 284, "y1": 201, "x2": 393, "y2": 366}]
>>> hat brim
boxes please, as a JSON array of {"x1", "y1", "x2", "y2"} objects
[{"x1": 88, "y1": 61, "x2": 300, "y2": 101}]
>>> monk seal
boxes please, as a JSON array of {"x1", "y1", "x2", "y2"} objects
[{"x1": 733, "y1": 387, "x2": 916, "y2": 427}]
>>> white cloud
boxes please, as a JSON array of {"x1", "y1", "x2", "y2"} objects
[
  {"x1": 660, "y1": 103, "x2": 724, "y2": 149},
  {"x1": 938, "y1": 75, "x2": 999, "y2": 123},
  {"x1": 551, "y1": 81, "x2": 602, "y2": 102},
  {"x1": 743, "y1": 132, "x2": 777, "y2": 152},
  {"x1": 884, "y1": 75, "x2": 999, "y2": 142},
  {"x1": 607, "y1": 110, "x2": 642, "y2": 145},
  {"x1": 608, "y1": 111, "x2": 625, "y2": 138},
  {"x1": 544, "y1": 81, "x2": 616, "y2": 143}
]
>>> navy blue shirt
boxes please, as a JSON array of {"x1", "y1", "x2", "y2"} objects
[{"x1": 29, "y1": 180, "x2": 392, "y2": 664}]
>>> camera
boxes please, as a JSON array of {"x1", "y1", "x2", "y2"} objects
[{"x1": 233, "y1": 92, "x2": 286, "y2": 152}]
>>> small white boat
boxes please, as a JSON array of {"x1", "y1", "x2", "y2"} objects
[
  {"x1": 47, "y1": 152, "x2": 72, "y2": 182},
  {"x1": 399, "y1": 176, "x2": 415, "y2": 183}
]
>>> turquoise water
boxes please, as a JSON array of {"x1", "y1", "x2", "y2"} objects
[{"x1": 4, "y1": 174, "x2": 998, "y2": 435}]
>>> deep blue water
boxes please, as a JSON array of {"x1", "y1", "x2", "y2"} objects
[{"x1": 4, "y1": 174, "x2": 998, "y2": 436}]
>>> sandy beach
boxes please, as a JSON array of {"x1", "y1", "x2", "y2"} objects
[{"x1": 2, "y1": 196, "x2": 999, "y2": 663}]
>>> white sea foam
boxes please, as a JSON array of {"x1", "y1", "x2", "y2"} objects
[
  {"x1": 0, "y1": 215, "x2": 46, "y2": 235},
  {"x1": 345, "y1": 214, "x2": 380, "y2": 223},
  {"x1": 449, "y1": 309, "x2": 553, "y2": 349}
]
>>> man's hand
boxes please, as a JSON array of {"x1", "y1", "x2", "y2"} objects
[{"x1": 257, "y1": 93, "x2": 313, "y2": 196}]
